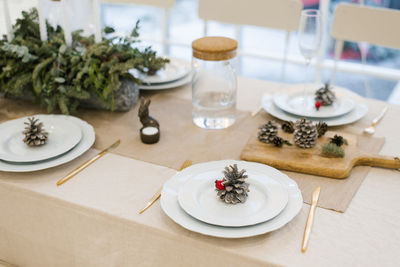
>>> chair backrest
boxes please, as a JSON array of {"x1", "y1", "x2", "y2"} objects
[
  {"x1": 102, "y1": 0, "x2": 175, "y2": 9},
  {"x1": 198, "y1": 0, "x2": 302, "y2": 31},
  {"x1": 198, "y1": 0, "x2": 302, "y2": 82},
  {"x1": 332, "y1": 3, "x2": 400, "y2": 49},
  {"x1": 330, "y1": 3, "x2": 400, "y2": 85}
]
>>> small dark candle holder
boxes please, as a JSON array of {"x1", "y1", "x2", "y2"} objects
[
  {"x1": 138, "y1": 97, "x2": 160, "y2": 144},
  {"x1": 140, "y1": 126, "x2": 160, "y2": 144}
]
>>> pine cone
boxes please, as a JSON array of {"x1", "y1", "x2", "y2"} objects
[
  {"x1": 330, "y1": 135, "x2": 345, "y2": 147},
  {"x1": 258, "y1": 121, "x2": 278, "y2": 143},
  {"x1": 316, "y1": 122, "x2": 328, "y2": 137},
  {"x1": 216, "y1": 164, "x2": 250, "y2": 204},
  {"x1": 272, "y1": 136, "x2": 284, "y2": 147},
  {"x1": 23, "y1": 117, "x2": 49, "y2": 146},
  {"x1": 294, "y1": 118, "x2": 318, "y2": 149},
  {"x1": 315, "y1": 83, "x2": 335, "y2": 106},
  {"x1": 281, "y1": 121, "x2": 294, "y2": 133}
]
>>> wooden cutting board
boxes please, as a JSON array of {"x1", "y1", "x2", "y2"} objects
[{"x1": 240, "y1": 131, "x2": 400, "y2": 178}]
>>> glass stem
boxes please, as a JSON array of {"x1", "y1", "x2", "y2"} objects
[{"x1": 303, "y1": 58, "x2": 311, "y2": 109}]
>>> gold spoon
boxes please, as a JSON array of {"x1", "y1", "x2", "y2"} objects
[{"x1": 363, "y1": 106, "x2": 388, "y2": 135}]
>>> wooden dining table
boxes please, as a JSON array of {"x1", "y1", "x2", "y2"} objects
[{"x1": 0, "y1": 76, "x2": 399, "y2": 267}]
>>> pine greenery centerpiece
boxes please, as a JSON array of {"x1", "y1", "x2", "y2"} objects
[{"x1": 0, "y1": 8, "x2": 169, "y2": 114}]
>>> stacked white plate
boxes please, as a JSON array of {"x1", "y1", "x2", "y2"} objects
[
  {"x1": 161, "y1": 160, "x2": 303, "y2": 238},
  {"x1": 129, "y1": 57, "x2": 192, "y2": 90},
  {"x1": 0, "y1": 115, "x2": 95, "y2": 172},
  {"x1": 263, "y1": 85, "x2": 369, "y2": 126}
]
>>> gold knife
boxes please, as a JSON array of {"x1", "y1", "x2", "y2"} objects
[
  {"x1": 301, "y1": 186, "x2": 321, "y2": 253},
  {"x1": 139, "y1": 159, "x2": 193, "y2": 214},
  {"x1": 57, "y1": 140, "x2": 121, "y2": 186}
]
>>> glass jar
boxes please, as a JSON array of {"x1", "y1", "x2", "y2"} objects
[{"x1": 191, "y1": 37, "x2": 238, "y2": 129}]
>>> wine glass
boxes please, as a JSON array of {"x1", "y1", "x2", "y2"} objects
[{"x1": 298, "y1": 9, "x2": 322, "y2": 108}]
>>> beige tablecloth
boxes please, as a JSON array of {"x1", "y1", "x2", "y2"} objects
[{"x1": 1, "y1": 77, "x2": 400, "y2": 267}]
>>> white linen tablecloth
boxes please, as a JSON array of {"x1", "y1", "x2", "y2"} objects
[{"x1": 1, "y1": 77, "x2": 400, "y2": 267}]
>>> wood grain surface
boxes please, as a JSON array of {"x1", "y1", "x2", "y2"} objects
[{"x1": 241, "y1": 131, "x2": 400, "y2": 178}]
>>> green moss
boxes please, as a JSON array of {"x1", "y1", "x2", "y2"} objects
[
  {"x1": 321, "y1": 143, "x2": 345, "y2": 158},
  {"x1": 0, "y1": 8, "x2": 168, "y2": 114}
]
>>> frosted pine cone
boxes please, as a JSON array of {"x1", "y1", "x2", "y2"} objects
[
  {"x1": 215, "y1": 164, "x2": 250, "y2": 204},
  {"x1": 22, "y1": 117, "x2": 49, "y2": 146},
  {"x1": 258, "y1": 121, "x2": 278, "y2": 143},
  {"x1": 294, "y1": 118, "x2": 318, "y2": 149},
  {"x1": 315, "y1": 83, "x2": 335, "y2": 106},
  {"x1": 315, "y1": 121, "x2": 328, "y2": 137}
]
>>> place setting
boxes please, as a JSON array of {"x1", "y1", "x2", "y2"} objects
[
  {"x1": 0, "y1": 115, "x2": 95, "y2": 172},
  {"x1": 159, "y1": 160, "x2": 303, "y2": 238},
  {"x1": 262, "y1": 83, "x2": 369, "y2": 127},
  {"x1": 130, "y1": 57, "x2": 192, "y2": 91}
]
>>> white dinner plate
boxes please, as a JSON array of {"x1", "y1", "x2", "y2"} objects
[
  {"x1": 139, "y1": 73, "x2": 192, "y2": 90},
  {"x1": 263, "y1": 94, "x2": 368, "y2": 127},
  {"x1": 178, "y1": 168, "x2": 288, "y2": 227},
  {"x1": 133, "y1": 57, "x2": 191, "y2": 85},
  {"x1": 0, "y1": 116, "x2": 82, "y2": 163},
  {"x1": 0, "y1": 115, "x2": 95, "y2": 172},
  {"x1": 273, "y1": 85, "x2": 356, "y2": 118},
  {"x1": 161, "y1": 160, "x2": 303, "y2": 238}
]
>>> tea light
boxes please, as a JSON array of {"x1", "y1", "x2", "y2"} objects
[{"x1": 140, "y1": 126, "x2": 160, "y2": 144}]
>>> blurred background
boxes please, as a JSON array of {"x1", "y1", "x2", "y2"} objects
[{"x1": 1, "y1": 0, "x2": 400, "y2": 104}]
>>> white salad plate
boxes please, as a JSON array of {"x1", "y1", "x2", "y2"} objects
[
  {"x1": 273, "y1": 86, "x2": 356, "y2": 118},
  {"x1": 161, "y1": 160, "x2": 303, "y2": 238},
  {"x1": 0, "y1": 116, "x2": 82, "y2": 163},
  {"x1": 138, "y1": 72, "x2": 192, "y2": 90},
  {"x1": 0, "y1": 115, "x2": 95, "y2": 172},
  {"x1": 263, "y1": 94, "x2": 368, "y2": 127},
  {"x1": 135, "y1": 57, "x2": 191, "y2": 85},
  {"x1": 178, "y1": 169, "x2": 289, "y2": 227}
]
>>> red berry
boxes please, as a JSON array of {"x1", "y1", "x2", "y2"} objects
[
  {"x1": 315, "y1": 101, "x2": 321, "y2": 110},
  {"x1": 215, "y1": 180, "x2": 225, "y2": 190}
]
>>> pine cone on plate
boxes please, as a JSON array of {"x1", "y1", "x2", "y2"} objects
[
  {"x1": 281, "y1": 120, "x2": 294, "y2": 133},
  {"x1": 315, "y1": 83, "x2": 336, "y2": 106},
  {"x1": 258, "y1": 121, "x2": 278, "y2": 143},
  {"x1": 22, "y1": 117, "x2": 49, "y2": 146},
  {"x1": 215, "y1": 164, "x2": 250, "y2": 204},
  {"x1": 315, "y1": 121, "x2": 328, "y2": 137},
  {"x1": 294, "y1": 118, "x2": 318, "y2": 149}
]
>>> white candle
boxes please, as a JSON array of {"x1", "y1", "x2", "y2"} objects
[
  {"x1": 2, "y1": 0, "x2": 13, "y2": 42},
  {"x1": 61, "y1": 0, "x2": 72, "y2": 46},
  {"x1": 37, "y1": 0, "x2": 48, "y2": 42},
  {"x1": 92, "y1": 0, "x2": 102, "y2": 43},
  {"x1": 142, "y1": 127, "x2": 159, "y2": 135}
]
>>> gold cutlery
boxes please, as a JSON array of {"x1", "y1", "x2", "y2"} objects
[
  {"x1": 363, "y1": 106, "x2": 388, "y2": 135},
  {"x1": 57, "y1": 139, "x2": 121, "y2": 186},
  {"x1": 139, "y1": 159, "x2": 193, "y2": 214},
  {"x1": 301, "y1": 186, "x2": 321, "y2": 253},
  {"x1": 251, "y1": 105, "x2": 262, "y2": 117}
]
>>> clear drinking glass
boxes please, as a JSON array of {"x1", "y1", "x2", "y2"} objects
[
  {"x1": 191, "y1": 37, "x2": 238, "y2": 129},
  {"x1": 298, "y1": 9, "x2": 322, "y2": 107}
]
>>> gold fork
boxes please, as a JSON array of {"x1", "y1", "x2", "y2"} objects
[{"x1": 139, "y1": 159, "x2": 193, "y2": 214}]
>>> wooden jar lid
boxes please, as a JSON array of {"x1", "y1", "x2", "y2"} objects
[{"x1": 192, "y1": 36, "x2": 238, "y2": 61}]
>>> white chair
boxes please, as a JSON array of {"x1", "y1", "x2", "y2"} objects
[
  {"x1": 330, "y1": 3, "x2": 400, "y2": 88},
  {"x1": 96, "y1": 0, "x2": 176, "y2": 53},
  {"x1": 198, "y1": 0, "x2": 303, "y2": 81}
]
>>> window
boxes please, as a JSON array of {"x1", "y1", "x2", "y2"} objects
[{"x1": 2, "y1": 0, "x2": 399, "y2": 103}]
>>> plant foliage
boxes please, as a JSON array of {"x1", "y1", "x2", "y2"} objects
[{"x1": 0, "y1": 8, "x2": 169, "y2": 114}]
